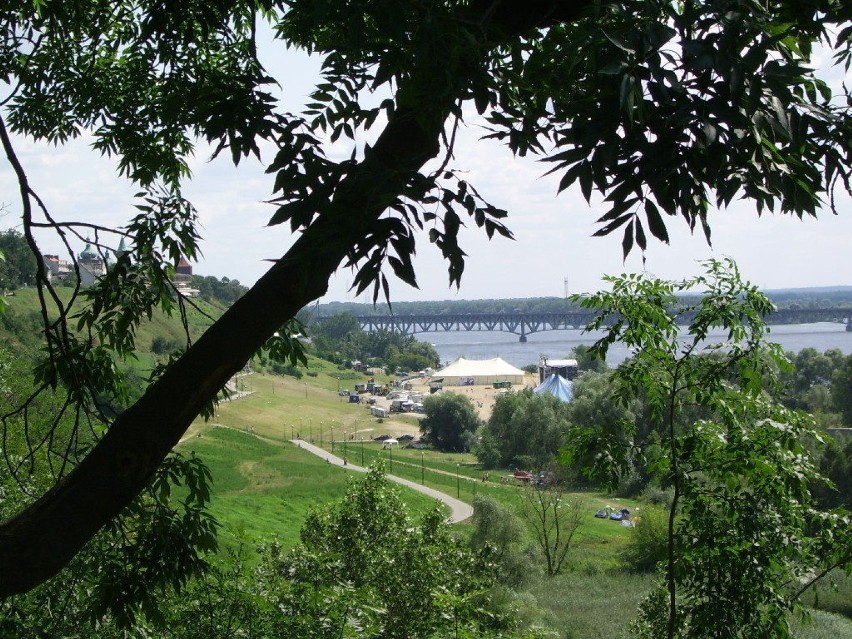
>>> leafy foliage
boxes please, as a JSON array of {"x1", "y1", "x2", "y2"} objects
[
  {"x1": 420, "y1": 392, "x2": 481, "y2": 453},
  {"x1": 0, "y1": 451, "x2": 218, "y2": 634},
  {"x1": 476, "y1": 390, "x2": 570, "y2": 470},
  {"x1": 191, "y1": 275, "x2": 248, "y2": 305},
  {"x1": 0, "y1": 229, "x2": 37, "y2": 290},
  {"x1": 253, "y1": 463, "x2": 512, "y2": 639},
  {"x1": 570, "y1": 258, "x2": 851, "y2": 639},
  {"x1": 487, "y1": 1, "x2": 852, "y2": 258}
]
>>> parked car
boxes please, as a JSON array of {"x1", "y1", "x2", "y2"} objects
[
  {"x1": 338, "y1": 389, "x2": 350, "y2": 396},
  {"x1": 609, "y1": 511, "x2": 623, "y2": 521},
  {"x1": 512, "y1": 470, "x2": 534, "y2": 482},
  {"x1": 594, "y1": 508, "x2": 609, "y2": 518}
]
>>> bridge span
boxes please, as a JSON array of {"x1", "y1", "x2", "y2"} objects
[{"x1": 353, "y1": 308, "x2": 852, "y2": 341}]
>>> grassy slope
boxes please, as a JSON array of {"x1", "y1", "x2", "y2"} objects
[
  {"x1": 3, "y1": 289, "x2": 848, "y2": 637},
  {"x1": 179, "y1": 371, "x2": 449, "y2": 550},
  {"x1": 0, "y1": 287, "x2": 224, "y2": 357}
]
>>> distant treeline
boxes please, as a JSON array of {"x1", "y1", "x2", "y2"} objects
[
  {"x1": 316, "y1": 287, "x2": 852, "y2": 317},
  {"x1": 191, "y1": 275, "x2": 248, "y2": 305}
]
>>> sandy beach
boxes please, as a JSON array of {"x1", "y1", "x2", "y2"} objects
[{"x1": 370, "y1": 372, "x2": 540, "y2": 429}]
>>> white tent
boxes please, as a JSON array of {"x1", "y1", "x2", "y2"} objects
[{"x1": 433, "y1": 357, "x2": 525, "y2": 386}]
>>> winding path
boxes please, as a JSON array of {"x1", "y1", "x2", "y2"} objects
[{"x1": 291, "y1": 440, "x2": 474, "y2": 523}]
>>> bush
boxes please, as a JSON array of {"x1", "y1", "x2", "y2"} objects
[
  {"x1": 470, "y1": 496, "x2": 534, "y2": 587},
  {"x1": 620, "y1": 505, "x2": 669, "y2": 573},
  {"x1": 640, "y1": 484, "x2": 674, "y2": 509},
  {"x1": 271, "y1": 362, "x2": 303, "y2": 379},
  {"x1": 151, "y1": 336, "x2": 182, "y2": 355}
]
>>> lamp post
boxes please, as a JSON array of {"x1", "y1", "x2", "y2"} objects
[
  {"x1": 360, "y1": 437, "x2": 364, "y2": 466},
  {"x1": 389, "y1": 443, "x2": 393, "y2": 473},
  {"x1": 319, "y1": 422, "x2": 323, "y2": 448},
  {"x1": 420, "y1": 451, "x2": 424, "y2": 485},
  {"x1": 456, "y1": 463, "x2": 460, "y2": 498},
  {"x1": 331, "y1": 425, "x2": 335, "y2": 452},
  {"x1": 343, "y1": 432, "x2": 348, "y2": 458}
]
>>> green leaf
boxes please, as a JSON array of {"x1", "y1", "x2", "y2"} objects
[{"x1": 644, "y1": 200, "x2": 669, "y2": 243}]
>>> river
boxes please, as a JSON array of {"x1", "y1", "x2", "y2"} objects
[{"x1": 422, "y1": 322, "x2": 852, "y2": 369}]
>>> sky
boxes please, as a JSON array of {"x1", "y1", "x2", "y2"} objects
[{"x1": 2, "y1": 36, "x2": 851, "y2": 304}]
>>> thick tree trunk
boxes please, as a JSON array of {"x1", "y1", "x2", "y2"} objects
[{"x1": 0, "y1": 0, "x2": 592, "y2": 598}]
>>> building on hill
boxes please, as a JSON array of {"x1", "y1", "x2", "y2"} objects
[
  {"x1": 42, "y1": 241, "x2": 199, "y2": 297},
  {"x1": 115, "y1": 237, "x2": 130, "y2": 260},
  {"x1": 42, "y1": 254, "x2": 73, "y2": 282},
  {"x1": 43, "y1": 240, "x2": 107, "y2": 286},
  {"x1": 173, "y1": 257, "x2": 199, "y2": 297},
  {"x1": 78, "y1": 240, "x2": 106, "y2": 286}
]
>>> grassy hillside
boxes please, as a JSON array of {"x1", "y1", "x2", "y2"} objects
[
  {"x1": 0, "y1": 287, "x2": 225, "y2": 356},
  {"x1": 179, "y1": 371, "x2": 852, "y2": 638},
  {"x1": 3, "y1": 288, "x2": 848, "y2": 638}
]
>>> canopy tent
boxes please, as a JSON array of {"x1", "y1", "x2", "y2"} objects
[
  {"x1": 533, "y1": 374, "x2": 574, "y2": 403},
  {"x1": 433, "y1": 357, "x2": 525, "y2": 386}
]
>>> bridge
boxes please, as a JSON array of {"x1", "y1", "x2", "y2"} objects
[{"x1": 352, "y1": 308, "x2": 852, "y2": 341}]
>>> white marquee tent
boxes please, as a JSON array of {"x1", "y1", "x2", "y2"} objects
[{"x1": 433, "y1": 357, "x2": 526, "y2": 386}]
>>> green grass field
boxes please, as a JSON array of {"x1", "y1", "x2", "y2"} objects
[
  {"x1": 179, "y1": 426, "x2": 444, "y2": 550},
  {"x1": 176, "y1": 370, "x2": 850, "y2": 638}
]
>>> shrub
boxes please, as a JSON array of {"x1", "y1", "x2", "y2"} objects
[
  {"x1": 271, "y1": 362, "x2": 303, "y2": 379},
  {"x1": 620, "y1": 505, "x2": 669, "y2": 573},
  {"x1": 640, "y1": 484, "x2": 674, "y2": 509},
  {"x1": 151, "y1": 336, "x2": 182, "y2": 355},
  {"x1": 469, "y1": 496, "x2": 533, "y2": 587}
]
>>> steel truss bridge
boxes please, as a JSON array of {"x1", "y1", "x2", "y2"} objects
[{"x1": 353, "y1": 308, "x2": 852, "y2": 342}]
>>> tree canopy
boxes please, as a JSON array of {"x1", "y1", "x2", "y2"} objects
[
  {"x1": 420, "y1": 392, "x2": 481, "y2": 453},
  {"x1": 570, "y1": 259, "x2": 851, "y2": 639},
  {"x1": 476, "y1": 389, "x2": 570, "y2": 469},
  {"x1": 1, "y1": 0, "x2": 851, "y2": 598}
]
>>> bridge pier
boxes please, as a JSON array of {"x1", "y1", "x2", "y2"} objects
[
  {"x1": 519, "y1": 334, "x2": 527, "y2": 343},
  {"x1": 847, "y1": 318, "x2": 852, "y2": 332}
]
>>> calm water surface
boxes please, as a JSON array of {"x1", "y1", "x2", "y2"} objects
[{"x1": 423, "y1": 322, "x2": 852, "y2": 369}]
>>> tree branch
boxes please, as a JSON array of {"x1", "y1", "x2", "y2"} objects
[{"x1": 0, "y1": 0, "x2": 596, "y2": 598}]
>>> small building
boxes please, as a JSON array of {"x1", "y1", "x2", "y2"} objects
[
  {"x1": 78, "y1": 240, "x2": 106, "y2": 286},
  {"x1": 173, "y1": 257, "x2": 200, "y2": 297},
  {"x1": 538, "y1": 357, "x2": 579, "y2": 383},
  {"x1": 42, "y1": 254, "x2": 73, "y2": 282}
]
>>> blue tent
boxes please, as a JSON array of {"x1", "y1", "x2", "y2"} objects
[{"x1": 533, "y1": 374, "x2": 574, "y2": 403}]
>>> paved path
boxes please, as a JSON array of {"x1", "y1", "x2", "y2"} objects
[{"x1": 291, "y1": 440, "x2": 474, "y2": 523}]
